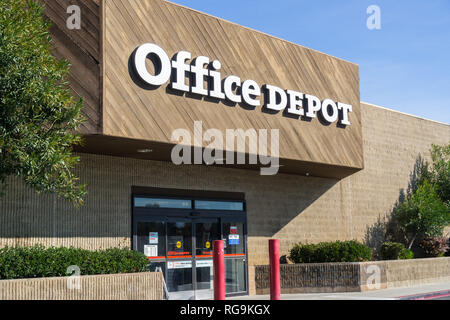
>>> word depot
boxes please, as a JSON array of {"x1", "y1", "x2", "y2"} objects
[{"x1": 131, "y1": 43, "x2": 353, "y2": 126}]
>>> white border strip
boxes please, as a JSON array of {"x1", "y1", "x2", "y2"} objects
[{"x1": 361, "y1": 101, "x2": 450, "y2": 126}]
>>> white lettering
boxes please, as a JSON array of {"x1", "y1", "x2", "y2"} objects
[
  {"x1": 171, "y1": 129, "x2": 191, "y2": 165},
  {"x1": 242, "y1": 79, "x2": 261, "y2": 107},
  {"x1": 131, "y1": 43, "x2": 352, "y2": 126},
  {"x1": 367, "y1": 5, "x2": 381, "y2": 30},
  {"x1": 264, "y1": 84, "x2": 287, "y2": 111},
  {"x1": 259, "y1": 129, "x2": 280, "y2": 176},
  {"x1": 286, "y1": 90, "x2": 304, "y2": 116},
  {"x1": 209, "y1": 60, "x2": 225, "y2": 99},
  {"x1": 366, "y1": 265, "x2": 381, "y2": 290},
  {"x1": 171, "y1": 122, "x2": 279, "y2": 175},
  {"x1": 171, "y1": 51, "x2": 191, "y2": 92},
  {"x1": 66, "y1": 5, "x2": 81, "y2": 30},
  {"x1": 133, "y1": 43, "x2": 171, "y2": 86},
  {"x1": 321, "y1": 99, "x2": 339, "y2": 123},
  {"x1": 338, "y1": 102, "x2": 353, "y2": 126},
  {"x1": 225, "y1": 129, "x2": 258, "y2": 165},
  {"x1": 191, "y1": 56, "x2": 210, "y2": 96},
  {"x1": 194, "y1": 120, "x2": 203, "y2": 164},
  {"x1": 204, "y1": 129, "x2": 224, "y2": 165},
  {"x1": 224, "y1": 75, "x2": 242, "y2": 103},
  {"x1": 304, "y1": 94, "x2": 321, "y2": 118}
]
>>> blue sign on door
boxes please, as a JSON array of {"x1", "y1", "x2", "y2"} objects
[{"x1": 228, "y1": 234, "x2": 239, "y2": 245}]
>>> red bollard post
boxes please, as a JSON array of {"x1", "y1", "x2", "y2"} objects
[
  {"x1": 269, "y1": 239, "x2": 281, "y2": 300},
  {"x1": 213, "y1": 240, "x2": 225, "y2": 300}
]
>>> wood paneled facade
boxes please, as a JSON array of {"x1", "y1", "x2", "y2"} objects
[
  {"x1": 43, "y1": 0, "x2": 102, "y2": 134},
  {"x1": 44, "y1": 0, "x2": 364, "y2": 178}
]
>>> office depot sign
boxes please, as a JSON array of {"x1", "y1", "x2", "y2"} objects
[{"x1": 131, "y1": 43, "x2": 353, "y2": 126}]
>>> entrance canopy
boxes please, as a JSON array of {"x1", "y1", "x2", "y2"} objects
[{"x1": 45, "y1": 0, "x2": 364, "y2": 179}]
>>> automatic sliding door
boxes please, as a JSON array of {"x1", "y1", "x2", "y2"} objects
[
  {"x1": 133, "y1": 196, "x2": 248, "y2": 299},
  {"x1": 194, "y1": 219, "x2": 220, "y2": 300},
  {"x1": 166, "y1": 220, "x2": 194, "y2": 300},
  {"x1": 135, "y1": 219, "x2": 166, "y2": 278},
  {"x1": 222, "y1": 220, "x2": 247, "y2": 294}
]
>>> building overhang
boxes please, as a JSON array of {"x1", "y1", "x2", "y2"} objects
[
  {"x1": 46, "y1": 0, "x2": 364, "y2": 180},
  {"x1": 75, "y1": 134, "x2": 361, "y2": 180}
]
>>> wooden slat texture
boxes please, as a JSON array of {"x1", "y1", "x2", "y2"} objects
[
  {"x1": 102, "y1": 0, "x2": 363, "y2": 170},
  {"x1": 42, "y1": 0, "x2": 101, "y2": 134}
]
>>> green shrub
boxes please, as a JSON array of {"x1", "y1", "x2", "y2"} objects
[
  {"x1": 392, "y1": 181, "x2": 450, "y2": 249},
  {"x1": 0, "y1": 246, "x2": 149, "y2": 280},
  {"x1": 288, "y1": 240, "x2": 372, "y2": 263},
  {"x1": 379, "y1": 242, "x2": 414, "y2": 260}
]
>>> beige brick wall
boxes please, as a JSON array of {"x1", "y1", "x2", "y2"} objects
[
  {"x1": 359, "y1": 257, "x2": 450, "y2": 291},
  {"x1": 0, "y1": 103, "x2": 448, "y2": 266},
  {"x1": 0, "y1": 272, "x2": 163, "y2": 300},
  {"x1": 383, "y1": 257, "x2": 450, "y2": 288},
  {"x1": 252, "y1": 257, "x2": 450, "y2": 294}
]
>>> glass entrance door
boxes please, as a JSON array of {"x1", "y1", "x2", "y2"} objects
[
  {"x1": 194, "y1": 219, "x2": 220, "y2": 300},
  {"x1": 166, "y1": 219, "x2": 193, "y2": 300},
  {"x1": 135, "y1": 218, "x2": 194, "y2": 300},
  {"x1": 133, "y1": 195, "x2": 248, "y2": 299},
  {"x1": 222, "y1": 219, "x2": 247, "y2": 294}
]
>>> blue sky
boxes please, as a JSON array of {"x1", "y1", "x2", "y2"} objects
[{"x1": 170, "y1": 0, "x2": 450, "y2": 124}]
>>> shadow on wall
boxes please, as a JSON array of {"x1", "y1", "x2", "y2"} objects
[
  {"x1": 0, "y1": 175, "x2": 132, "y2": 242},
  {"x1": 363, "y1": 215, "x2": 387, "y2": 254},
  {"x1": 363, "y1": 154, "x2": 429, "y2": 256},
  {"x1": 247, "y1": 177, "x2": 339, "y2": 238},
  {"x1": 0, "y1": 162, "x2": 340, "y2": 243}
]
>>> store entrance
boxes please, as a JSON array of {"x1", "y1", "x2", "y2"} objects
[
  {"x1": 194, "y1": 218, "x2": 220, "y2": 300},
  {"x1": 132, "y1": 195, "x2": 247, "y2": 300}
]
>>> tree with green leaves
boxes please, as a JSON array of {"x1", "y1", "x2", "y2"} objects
[
  {"x1": 0, "y1": 0, "x2": 86, "y2": 205},
  {"x1": 393, "y1": 180, "x2": 450, "y2": 249},
  {"x1": 429, "y1": 143, "x2": 450, "y2": 205}
]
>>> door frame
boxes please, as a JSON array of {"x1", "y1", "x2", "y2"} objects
[
  {"x1": 131, "y1": 191, "x2": 248, "y2": 298},
  {"x1": 220, "y1": 215, "x2": 249, "y2": 298}
]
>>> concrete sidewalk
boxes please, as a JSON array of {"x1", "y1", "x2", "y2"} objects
[{"x1": 229, "y1": 282, "x2": 450, "y2": 300}]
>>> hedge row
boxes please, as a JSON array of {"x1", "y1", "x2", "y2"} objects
[
  {"x1": 379, "y1": 242, "x2": 414, "y2": 260},
  {"x1": 0, "y1": 246, "x2": 149, "y2": 280},
  {"x1": 288, "y1": 240, "x2": 372, "y2": 263}
]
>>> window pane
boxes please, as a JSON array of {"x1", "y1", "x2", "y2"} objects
[
  {"x1": 195, "y1": 200, "x2": 244, "y2": 211},
  {"x1": 134, "y1": 197, "x2": 192, "y2": 209},
  {"x1": 195, "y1": 221, "x2": 220, "y2": 256},
  {"x1": 167, "y1": 222, "x2": 192, "y2": 257},
  {"x1": 223, "y1": 222, "x2": 245, "y2": 255},
  {"x1": 167, "y1": 260, "x2": 193, "y2": 293},
  {"x1": 196, "y1": 260, "x2": 213, "y2": 290},
  {"x1": 137, "y1": 221, "x2": 165, "y2": 258},
  {"x1": 225, "y1": 259, "x2": 246, "y2": 293}
]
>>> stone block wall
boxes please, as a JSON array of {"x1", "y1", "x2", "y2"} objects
[
  {"x1": 0, "y1": 104, "x2": 448, "y2": 267},
  {"x1": 252, "y1": 257, "x2": 450, "y2": 295},
  {"x1": 0, "y1": 272, "x2": 163, "y2": 300}
]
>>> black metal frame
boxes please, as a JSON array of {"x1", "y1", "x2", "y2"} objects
[{"x1": 131, "y1": 192, "x2": 249, "y2": 298}]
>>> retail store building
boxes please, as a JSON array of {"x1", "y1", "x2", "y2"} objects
[{"x1": 0, "y1": 0, "x2": 449, "y2": 298}]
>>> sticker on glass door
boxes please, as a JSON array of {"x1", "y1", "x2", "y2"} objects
[
  {"x1": 229, "y1": 234, "x2": 239, "y2": 245},
  {"x1": 168, "y1": 261, "x2": 193, "y2": 269},
  {"x1": 149, "y1": 232, "x2": 158, "y2": 244},
  {"x1": 144, "y1": 245, "x2": 158, "y2": 257}
]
